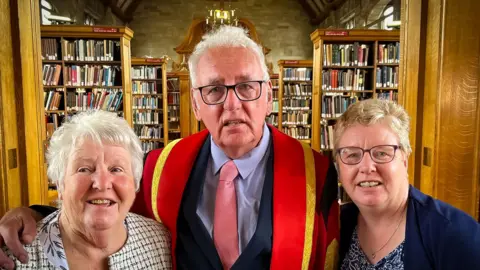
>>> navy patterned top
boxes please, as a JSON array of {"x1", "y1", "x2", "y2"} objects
[{"x1": 340, "y1": 226, "x2": 405, "y2": 270}]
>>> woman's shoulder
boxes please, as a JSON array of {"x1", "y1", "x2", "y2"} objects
[
  {"x1": 117, "y1": 213, "x2": 172, "y2": 269},
  {"x1": 407, "y1": 186, "x2": 480, "y2": 268},
  {"x1": 125, "y1": 212, "x2": 171, "y2": 240},
  {"x1": 408, "y1": 185, "x2": 478, "y2": 228}
]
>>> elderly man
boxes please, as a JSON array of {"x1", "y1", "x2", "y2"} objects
[{"x1": 0, "y1": 25, "x2": 339, "y2": 270}]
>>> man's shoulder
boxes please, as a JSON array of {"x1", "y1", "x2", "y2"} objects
[{"x1": 144, "y1": 130, "x2": 210, "y2": 163}]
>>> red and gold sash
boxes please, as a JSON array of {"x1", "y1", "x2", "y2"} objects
[{"x1": 148, "y1": 126, "x2": 338, "y2": 269}]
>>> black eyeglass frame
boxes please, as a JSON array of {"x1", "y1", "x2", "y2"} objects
[
  {"x1": 336, "y1": 144, "x2": 402, "y2": 165},
  {"x1": 194, "y1": 80, "x2": 266, "y2": 105}
]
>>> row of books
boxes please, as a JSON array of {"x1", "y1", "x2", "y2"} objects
[
  {"x1": 377, "y1": 91, "x2": 399, "y2": 102},
  {"x1": 271, "y1": 101, "x2": 279, "y2": 113},
  {"x1": 321, "y1": 95, "x2": 358, "y2": 118},
  {"x1": 167, "y1": 78, "x2": 180, "y2": 91},
  {"x1": 282, "y1": 126, "x2": 311, "y2": 140},
  {"x1": 133, "y1": 111, "x2": 162, "y2": 125},
  {"x1": 62, "y1": 39, "x2": 120, "y2": 61},
  {"x1": 376, "y1": 66, "x2": 399, "y2": 88},
  {"x1": 132, "y1": 96, "x2": 161, "y2": 109},
  {"x1": 282, "y1": 111, "x2": 310, "y2": 125},
  {"x1": 66, "y1": 89, "x2": 123, "y2": 112},
  {"x1": 266, "y1": 115, "x2": 278, "y2": 126},
  {"x1": 44, "y1": 90, "x2": 63, "y2": 111},
  {"x1": 169, "y1": 106, "x2": 180, "y2": 122},
  {"x1": 283, "y1": 83, "x2": 312, "y2": 96},
  {"x1": 45, "y1": 114, "x2": 64, "y2": 137},
  {"x1": 323, "y1": 43, "x2": 370, "y2": 67},
  {"x1": 134, "y1": 125, "x2": 163, "y2": 139},
  {"x1": 132, "y1": 81, "x2": 160, "y2": 94},
  {"x1": 320, "y1": 125, "x2": 335, "y2": 150},
  {"x1": 132, "y1": 66, "x2": 162, "y2": 80},
  {"x1": 282, "y1": 98, "x2": 311, "y2": 110},
  {"x1": 41, "y1": 38, "x2": 59, "y2": 60},
  {"x1": 64, "y1": 65, "x2": 121, "y2": 87},
  {"x1": 378, "y1": 43, "x2": 400, "y2": 64},
  {"x1": 42, "y1": 64, "x2": 62, "y2": 86},
  {"x1": 322, "y1": 42, "x2": 400, "y2": 66},
  {"x1": 141, "y1": 141, "x2": 163, "y2": 154},
  {"x1": 322, "y1": 69, "x2": 369, "y2": 91},
  {"x1": 168, "y1": 92, "x2": 180, "y2": 105},
  {"x1": 283, "y1": 68, "x2": 313, "y2": 81},
  {"x1": 271, "y1": 78, "x2": 279, "y2": 88}
]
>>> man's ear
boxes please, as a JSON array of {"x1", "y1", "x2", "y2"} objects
[
  {"x1": 265, "y1": 80, "x2": 273, "y2": 116},
  {"x1": 191, "y1": 88, "x2": 202, "y2": 121}
]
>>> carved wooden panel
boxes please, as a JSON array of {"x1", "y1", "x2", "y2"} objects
[
  {"x1": 410, "y1": 0, "x2": 480, "y2": 220},
  {"x1": 433, "y1": 0, "x2": 480, "y2": 218}
]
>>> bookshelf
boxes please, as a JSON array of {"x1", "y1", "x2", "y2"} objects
[
  {"x1": 131, "y1": 57, "x2": 167, "y2": 153},
  {"x1": 310, "y1": 29, "x2": 400, "y2": 154},
  {"x1": 166, "y1": 73, "x2": 181, "y2": 143},
  {"x1": 167, "y1": 71, "x2": 195, "y2": 140},
  {"x1": 310, "y1": 29, "x2": 400, "y2": 203},
  {"x1": 278, "y1": 60, "x2": 313, "y2": 145},
  {"x1": 266, "y1": 73, "x2": 279, "y2": 128},
  {"x1": 40, "y1": 25, "x2": 134, "y2": 205}
]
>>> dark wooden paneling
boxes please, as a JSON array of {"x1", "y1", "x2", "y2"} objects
[
  {"x1": 399, "y1": 0, "x2": 424, "y2": 187},
  {"x1": 433, "y1": 0, "x2": 480, "y2": 218},
  {"x1": 404, "y1": 0, "x2": 480, "y2": 220}
]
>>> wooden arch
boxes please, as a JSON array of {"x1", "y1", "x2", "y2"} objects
[{"x1": 171, "y1": 18, "x2": 272, "y2": 72}]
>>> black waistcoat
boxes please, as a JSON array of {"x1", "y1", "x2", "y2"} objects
[{"x1": 175, "y1": 136, "x2": 274, "y2": 270}]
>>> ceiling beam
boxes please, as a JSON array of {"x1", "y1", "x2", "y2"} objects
[
  {"x1": 298, "y1": 0, "x2": 318, "y2": 21},
  {"x1": 308, "y1": 0, "x2": 348, "y2": 25},
  {"x1": 100, "y1": 0, "x2": 130, "y2": 23},
  {"x1": 125, "y1": 0, "x2": 143, "y2": 20}
]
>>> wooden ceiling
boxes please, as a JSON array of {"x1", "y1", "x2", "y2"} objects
[
  {"x1": 100, "y1": 0, "x2": 142, "y2": 23},
  {"x1": 298, "y1": 0, "x2": 348, "y2": 25},
  {"x1": 101, "y1": 0, "x2": 346, "y2": 25}
]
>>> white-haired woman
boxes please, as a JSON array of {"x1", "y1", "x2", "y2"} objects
[
  {"x1": 2, "y1": 110, "x2": 172, "y2": 269},
  {"x1": 336, "y1": 99, "x2": 480, "y2": 270}
]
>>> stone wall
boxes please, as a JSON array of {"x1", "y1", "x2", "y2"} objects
[
  {"x1": 128, "y1": 0, "x2": 316, "y2": 73},
  {"x1": 44, "y1": 0, "x2": 396, "y2": 73}
]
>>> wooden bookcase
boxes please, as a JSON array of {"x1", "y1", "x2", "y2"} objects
[
  {"x1": 310, "y1": 29, "x2": 400, "y2": 203},
  {"x1": 310, "y1": 29, "x2": 400, "y2": 153},
  {"x1": 166, "y1": 71, "x2": 194, "y2": 142},
  {"x1": 40, "y1": 25, "x2": 133, "y2": 205},
  {"x1": 265, "y1": 73, "x2": 279, "y2": 128},
  {"x1": 278, "y1": 60, "x2": 313, "y2": 145},
  {"x1": 131, "y1": 57, "x2": 167, "y2": 152}
]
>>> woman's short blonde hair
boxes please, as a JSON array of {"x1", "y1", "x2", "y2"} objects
[
  {"x1": 334, "y1": 99, "x2": 412, "y2": 157},
  {"x1": 46, "y1": 110, "x2": 144, "y2": 193}
]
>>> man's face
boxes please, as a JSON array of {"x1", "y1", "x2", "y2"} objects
[{"x1": 191, "y1": 46, "x2": 272, "y2": 157}]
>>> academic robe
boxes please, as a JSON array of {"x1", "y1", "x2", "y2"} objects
[
  {"x1": 338, "y1": 185, "x2": 480, "y2": 270},
  {"x1": 131, "y1": 125, "x2": 340, "y2": 270}
]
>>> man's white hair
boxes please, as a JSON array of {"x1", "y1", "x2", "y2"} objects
[
  {"x1": 46, "y1": 110, "x2": 144, "y2": 193},
  {"x1": 188, "y1": 25, "x2": 270, "y2": 87}
]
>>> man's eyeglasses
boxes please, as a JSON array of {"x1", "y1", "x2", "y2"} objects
[
  {"x1": 336, "y1": 145, "x2": 401, "y2": 165},
  {"x1": 195, "y1": 80, "x2": 265, "y2": 105}
]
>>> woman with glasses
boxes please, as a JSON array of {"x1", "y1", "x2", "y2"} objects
[{"x1": 335, "y1": 99, "x2": 480, "y2": 270}]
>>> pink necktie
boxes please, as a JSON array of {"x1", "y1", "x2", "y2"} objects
[{"x1": 213, "y1": 160, "x2": 239, "y2": 270}]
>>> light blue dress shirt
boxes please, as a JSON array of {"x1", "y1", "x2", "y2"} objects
[{"x1": 196, "y1": 123, "x2": 271, "y2": 253}]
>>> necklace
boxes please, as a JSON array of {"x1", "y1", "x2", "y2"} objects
[{"x1": 369, "y1": 207, "x2": 407, "y2": 259}]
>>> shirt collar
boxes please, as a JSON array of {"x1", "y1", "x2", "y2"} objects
[{"x1": 210, "y1": 123, "x2": 270, "y2": 179}]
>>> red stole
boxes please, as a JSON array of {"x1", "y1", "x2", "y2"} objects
[{"x1": 143, "y1": 126, "x2": 335, "y2": 269}]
